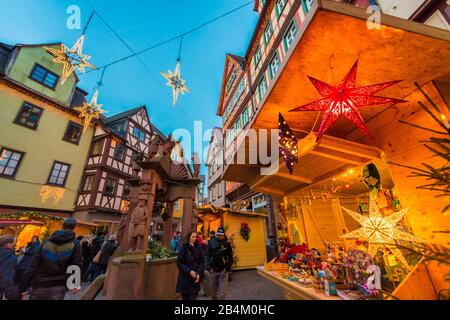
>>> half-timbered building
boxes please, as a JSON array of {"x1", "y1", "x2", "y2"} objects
[{"x1": 73, "y1": 106, "x2": 165, "y2": 232}]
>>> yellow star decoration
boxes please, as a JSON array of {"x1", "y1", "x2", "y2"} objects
[
  {"x1": 161, "y1": 60, "x2": 190, "y2": 106},
  {"x1": 340, "y1": 193, "x2": 427, "y2": 269},
  {"x1": 44, "y1": 35, "x2": 95, "y2": 85},
  {"x1": 74, "y1": 89, "x2": 106, "y2": 132}
]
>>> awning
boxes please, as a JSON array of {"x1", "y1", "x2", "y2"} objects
[{"x1": 196, "y1": 205, "x2": 268, "y2": 219}]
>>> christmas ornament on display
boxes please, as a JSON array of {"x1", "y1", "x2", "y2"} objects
[
  {"x1": 278, "y1": 113, "x2": 298, "y2": 174},
  {"x1": 340, "y1": 193, "x2": 427, "y2": 269},
  {"x1": 74, "y1": 89, "x2": 106, "y2": 132},
  {"x1": 161, "y1": 59, "x2": 190, "y2": 106},
  {"x1": 289, "y1": 60, "x2": 406, "y2": 141},
  {"x1": 44, "y1": 35, "x2": 96, "y2": 85}
]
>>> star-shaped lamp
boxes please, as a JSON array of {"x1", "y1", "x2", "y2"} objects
[
  {"x1": 44, "y1": 35, "x2": 96, "y2": 85},
  {"x1": 340, "y1": 193, "x2": 426, "y2": 269},
  {"x1": 289, "y1": 60, "x2": 406, "y2": 141},
  {"x1": 278, "y1": 113, "x2": 298, "y2": 174},
  {"x1": 74, "y1": 89, "x2": 106, "y2": 132},
  {"x1": 161, "y1": 60, "x2": 190, "y2": 106}
]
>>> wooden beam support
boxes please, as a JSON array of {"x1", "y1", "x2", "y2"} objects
[
  {"x1": 318, "y1": 135, "x2": 381, "y2": 160},
  {"x1": 254, "y1": 186, "x2": 285, "y2": 197},
  {"x1": 309, "y1": 146, "x2": 367, "y2": 166}
]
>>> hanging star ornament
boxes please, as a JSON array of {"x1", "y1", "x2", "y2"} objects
[
  {"x1": 161, "y1": 60, "x2": 190, "y2": 106},
  {"x1": 44, "y1": 35, "x2": 96, "y2": 85},
  {"x1": 340, "y1": 193, "x2": 427, "y2": 269},
  {"x1": 278, "y1": 113, "x2": 298, "y2": 174},
  {"x1": 289, "y1": 60, "x2": 406, "y2": 141},
  {"x1": 74, "y1": 89, "x2": 106, "y2": 132}
]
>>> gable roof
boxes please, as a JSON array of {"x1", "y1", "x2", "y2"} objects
[
  {"x1": 216, "y1": 54, "x2": 246, "y2": 116},
  {"x1": 103, "y1": 106, "x2": 145, "y2": 125}
]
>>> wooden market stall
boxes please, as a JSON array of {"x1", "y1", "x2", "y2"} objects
[{"x1": 197, "y1": 205, "x2": 268, "y2": 269}]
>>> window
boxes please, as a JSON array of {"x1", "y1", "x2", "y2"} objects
[
  {"x1": 242, "y1": 107, "x2": 250, "y2": 127},
  {"x1": 264, "y1": 20, "x2": 274, "y2": 45},
  {"x1": 302, "y1": 0, "x2": 315, "y2": 14},
  {"x1": 258, "y1": 75, "x2": 268, "y2": 101},
  {"x1": 233, "y1": 90, "x2": 239, "y2": 106},
  {"x1": 14, "y1": 102, "x2": 43, "y2": 130},
  {"x1": 123, "y1": 182, "x2": 131, "y2": 199},
  {"x1": 276, "y1": 0, "x2": 288, "y2": 17},
  {"x1": 269, "y1": 51, "x2": 280, "y2": 79},
  {"x1": 104, "y1": 178, "x2": 117, "y2": 196},
  {"x1": 114, "y1": 144, "x2": 126, "y2": 162},
  {"x1": 174, "y1": 200, "x2": 180, "y2": 211},
  {"x1": 30, "y1": 64, "x2": 59, "y2": 89},
  {"x1": 0, "y1": 148, "x2": 24, "y2": 178},
  {"x1": 226, "y1": 69, "x2": 237, "y2": 93},
  {"x1": 82, "y1": 175, "x2": 95, "y2": 192},
  {"x1": 91, "y1": 140, "x2": 103, "y2": 156},
  {"x1": 133, "y1": 126, "x2": 146, "y2": 142},
  {"x1": 235, "y1": 116, "x2": 242, "y2": 133},
  {"x1": 254, "y1": 46, "x2": 262, "y2": 70},
  {"x1": 63, "y1": 121, "x2": 82, "y2": 144},
  {"x1": 110, "y1": 121, "x2": 127, "y2": 137},
  {"x1": 48, "y1": 161, "x2": 70, "y2": 186},
  {"x1": 239, "y1": 78, "x2": 245, "y2": 95},
  {"x1": 284, "y1": 20, "x2": 298, "y2": 52}
]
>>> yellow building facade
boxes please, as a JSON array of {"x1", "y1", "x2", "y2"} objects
[{"x1": 0, "y1": 43, "x2": 94, "y2": 215}]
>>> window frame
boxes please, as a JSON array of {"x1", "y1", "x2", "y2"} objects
[
  {"x1": 114, "y1": 144, "x2": 126, "y2": 162},
  {"x1": 225, "y1": 69, "x2": 237, "y2": 94},
  {"x1": 91, "y1": 140, "x2": 104, "y2": 156},
  {"x1": 0, "y1": 147, "x2": 25, "y2": 179},
  {"x1": 269, "y1": 51, "x2": 281, "y2": 80},
  {"x1": 122, "y1": 182, "x2": 131, "y2": 200},
  {"x1": 283, "y1": 20, "x2": 298, "y2": 52},
  {"x1": 62, "y1": 121, "x2": 83, "y2": 145},
  {"x1": 47, "y1": 161, "x2": 71, "y2": 187},
  {"x1": 104, "y1": 177, "x2": 118, "y2": 197},
  {"x1": 29, "y1": 63, "x2": 59, "y2": 90},
  {"x1": 81, "y1": 174, "x2": 95, "y2": 193},
  {"x1": 13, "y1": 102, "x2": 44, "y2": 130},
  {"x1": 264, "y1": 20, "x2": 274, "y2": 45},
  {"x1": 254, "y1": 45, "x2": 262, "y2": 70},
  {"x1": 276, "y1": 0, "x2": 288, "y2": 18},
  {"x1": 258, "y1": 74, "x2": 268, "y2": 101}
]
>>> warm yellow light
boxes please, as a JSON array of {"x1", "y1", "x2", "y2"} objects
[
  {"x1": 74, "y1": 89, "x2": 107, "y2": 132},
  {"x1": 340, "y1": 193, "x2": 427, "y2": 269},
  {"x1": 40, "y1": 186, "x2": 65, "y2": 205}
]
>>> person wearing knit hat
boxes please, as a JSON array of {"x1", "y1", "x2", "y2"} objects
[{"x1": 0, "y1": 235, "x2": 21, "y2": 300}]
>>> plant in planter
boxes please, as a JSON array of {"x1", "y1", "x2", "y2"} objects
[
  {"x1": 240, "y1": 223, "x2": 251, "y2": 241},
  {"x1": 147, "y1": 240, "x2": 176, "y2": 259}
]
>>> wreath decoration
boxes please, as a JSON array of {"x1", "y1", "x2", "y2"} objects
[{"x1": 240, "y1": 223, "x2": 251, "y2": 241}]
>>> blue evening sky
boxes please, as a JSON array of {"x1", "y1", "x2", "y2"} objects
[{"x1": 0, "y1": 0, "x2": 258, "y2": 178}]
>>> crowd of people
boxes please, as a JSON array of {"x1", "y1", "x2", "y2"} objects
[
  {"x1": 0, "y1": 218, "x2": 118, "y2": 300},
  {"x1": 175, "y1": 226, "x2": 234, "y2": 300}
]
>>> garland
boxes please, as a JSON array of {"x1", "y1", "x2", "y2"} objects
[
  {"x1": 240, "y1": 223, "x2": 251, "y2": 241},
  {"x1": 0, "y1": 211, "x2": 64, "y2": 222}
]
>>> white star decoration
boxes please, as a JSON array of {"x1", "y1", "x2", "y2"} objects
[
  {"x1": 44, "y1": 35, "x2": 95, "y2": 84},
  {"x1": 74, "y1": 89, "x2": 106, "y2": 132},
  {"x1": 340, "y1": 193, "x2": 427, "y2": 269},
  {"x1": 161, "y1": 60, "x2": 190, "y2": 106}
]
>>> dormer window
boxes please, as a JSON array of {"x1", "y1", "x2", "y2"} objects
[{"x1": 29, "y1": 63, "x2": 59, "y2": 90}]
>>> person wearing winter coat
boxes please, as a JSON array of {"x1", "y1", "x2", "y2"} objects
[
  {"x1": 176, "y1": 231, "x2": 204, "y2": 300},
  {"x1": 93, "y1": 235, "x2": 118, "y2": 279},
  {"x1": 14, "y1": 236, "x2": 40, "y2": 285},
  {"x1": 19, "y1": 218, "x2": 82, "y2": 300},
  {"x1": 0, "y1": 235, "x2": 21, "y2": 300}
]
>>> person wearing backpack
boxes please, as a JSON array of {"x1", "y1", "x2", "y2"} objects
[
  {"x1": 18, "y1": 218, "x2": 82, "y2": 300},
  {"x1": 205, "y1": 226, "x2": 233, "y2": 300}
]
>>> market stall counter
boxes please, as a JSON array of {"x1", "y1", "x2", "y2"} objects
[{"x1": 257, "y1": 266, "x2": 343, "y2": 300}]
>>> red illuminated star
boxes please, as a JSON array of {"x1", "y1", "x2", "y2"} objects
[{"x1": 289, "y1": 60, "x2": 406, "y2": 141}]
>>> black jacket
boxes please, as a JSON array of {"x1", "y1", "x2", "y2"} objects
[
  {"x1": 81, "y1": 241, "x2": 92, "y2": 263},
  {"x1": 0, "y1": 247, "x2": 21, "y2": 300},
  {"x1": 205, "y1": 237, "x2": 233, "y2": 272},
  {"x1": 19, "y1": 229, "x2": 82, "y2": 291},
  {"x1": 176, "y1": 243, "x2": 204, "y2": 294},
  {"x1": 91, "y1": 236, "x2": 104, "y2": 258},
  {"x1": 16, "y1": 241, "x2": 40, "y2": 272},
  {"x1": 98, "y1": 240, "x2": 118, "y2": 265}
]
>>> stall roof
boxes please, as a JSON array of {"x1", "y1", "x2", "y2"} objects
[{"x1": 0, "y1": 219, "x2": 44, "y2": 226}]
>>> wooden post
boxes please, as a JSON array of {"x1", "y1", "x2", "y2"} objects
[{"x1": 181, "y1": 196, "x2": 194, "y2": 238}]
